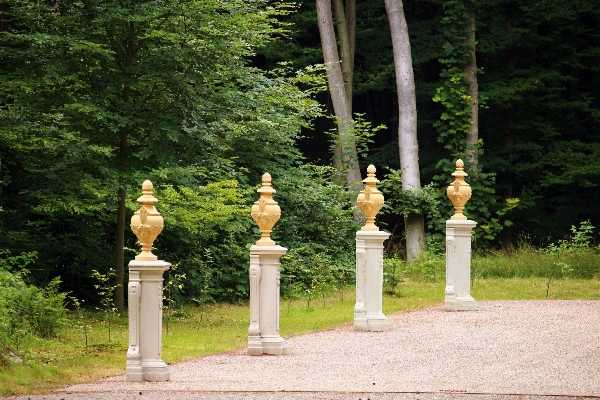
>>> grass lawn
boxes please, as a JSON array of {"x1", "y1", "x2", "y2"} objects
[{"x1": 0, "y1": 277, "x2": 598, "y2": 396}]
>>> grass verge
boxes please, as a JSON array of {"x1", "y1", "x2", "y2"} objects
[{"x1": 1, "y1": 277, "x2": 598, "y2": 396}]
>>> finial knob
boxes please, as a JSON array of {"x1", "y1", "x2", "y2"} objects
[
  {"x1": 262, "y1": 173, "x2": 272, "y2": 184},
  {"x1": 251, "y1": 172, "x2": 281, "y2": 246},
  {"x1": 357, "y1": 165, "x2": 384, "y2": 231},
  {"x1": 131, "y1": 180, "x2": 164, "y2": 260},
  {"x1": 447, "y1": 159, "x2": 472, "y2": 220}
]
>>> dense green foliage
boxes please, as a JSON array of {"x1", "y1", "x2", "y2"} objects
[
  {"x1": 1, "y1": 0, "x2": 599, "y2": 319},
  {"x1": 264, "y1": 0, "x2": 600, "y2": 250},
  {"x1": 0, "y1": 269, "x2": 67, "y2": 361},
  {"x1": 0, "y1": 0, "x2": 349, "y2": 304}
]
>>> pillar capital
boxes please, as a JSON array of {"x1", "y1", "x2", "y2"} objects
[
  {"x1": 131, "y1": 180, "x2": 164, "y2": 261},
  {"x1": 251, "y1": 173, "x2": 281, "y2": 246},
  {"x1": 357, "y1": 165, "x2": 384, "y2": 231},
  {"x1": 447, "y1": 159, "x2": 472, "y2": 220}
]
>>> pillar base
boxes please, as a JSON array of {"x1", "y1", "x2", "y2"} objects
[
  {"x1": 444, "y1": 295, "x2": 477, "y2": 311},
  {"x1": 247, "y1": 335, "x2": 263, "y2": 356},
  {"x1": 126, "y1": 359, "x2": 169, "y2": 382},
  {"x1": 354, "y1": 313, "x2": 389, "y2": 332},
  {"x1": 247, "y1": 337, "x2": 287, "y2": 356},
  {"x1": 126, "y1": 360, "x2": 143, "y2": 382},
  {"x1": 261, "y1": 336, "x2": 288, "y2": 355}
]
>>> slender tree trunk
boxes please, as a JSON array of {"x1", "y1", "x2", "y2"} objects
[
  {"x1": 501, "y1": 16, "x2": 515, "y2": 250},
  {"x1": 384, "y1": 0, "x2": 425, "y2": 262},
  {"x1": 114, "y1": 26, "x2": 136, "y2": 314},
  {"x1": 114, "y1": 119, "x2": 129, "y2": 314},
  {"x1": 332, "y1": 0, "x2": 355, "y2": 108},
  {"x1": 464, "y1": 1, "x2": 478, "y2": 172},
  {"x1": 316, "y1": 0, "x2": 362, "y2": 188},
  {"x1": 0, "y1": 3, "x2": 8, "y2": 33},
  {"x1": 114, "y1": 188, "x2": 126, "y2": 313}
]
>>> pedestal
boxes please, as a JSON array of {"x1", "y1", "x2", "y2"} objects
[
  {"x1": 444, "y1": 220, "x2": 477, "y2": 311},
  {"x1": 248, "y1": 245, "x2": 288, "y2": 355},
  {"x1": 126, "y1": 260, "x2": 171, "y2": 382},
  {"x1": 354, "y1": 231, "x2": 390, "y2": 331}
]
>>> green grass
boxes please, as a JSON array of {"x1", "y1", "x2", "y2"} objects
[{"x1": 1, "y1": 277, "x2": 599, "y2": 396}]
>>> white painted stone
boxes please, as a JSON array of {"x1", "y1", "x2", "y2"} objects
[
  {"x1": 444, "y1": 220, "x2": 477, "y2": 311},
  {"x1": 354, "y1": 231, "x2": 390, "y2": 331},
  {"x1": 248, "y1": 245, "x2": 287, "y2": 355},
  {"x1": 126, "y1": 260, "x2": 171, "y2": 382}
]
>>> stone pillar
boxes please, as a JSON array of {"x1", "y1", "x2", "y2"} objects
[
  {"x1": 444, "y1": 160, "x2": 477, "y2": 311},
  {"x1": 354, "y1": 165, "x2": 390, "y2": 331},
  {"x1": 355, "y1": 230, "x2": 390, "y2": 331},
  {"x1": 248, "y1": 173, "x2": 288, "y2": 355},
  {"x1": 126, "y1": 180, "x2": 171, "y2": 382},
  {"x1": 444, "y1": 220, "x2": 477, "y2": 311}
]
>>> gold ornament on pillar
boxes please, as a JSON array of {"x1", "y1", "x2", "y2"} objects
[
  {"x1": 130, "y1": 180, "x2": 164, "y2": 261},
  {"x1": 447, "y1": 159, "x2": 472, "y2": 220},
  {"x1": 251, "y1": 173, "x2": 281, "y2": 246},
  {"x1": 357, "y1": 165, "x2": 384, "y2": 231}
]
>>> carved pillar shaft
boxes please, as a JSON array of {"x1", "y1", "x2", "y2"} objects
[
  {"x1": 126, "y1": 270, "x2": 142, "y2": 380},
  {"x1": 444, "y1": 220, "x2": 477, "y2": 311},
  {"x1": 248, "y1": 246, "x2": 287, "y2": 355},
  {"x1": 126, "y1": 261, "x2": 171, "y2": 381},
  {"x1": 354, "y1": 231, "x2": 390, "y2": 331},
  {"x1": 248, "y1": 255, "x2": 262, "y2": 354}
]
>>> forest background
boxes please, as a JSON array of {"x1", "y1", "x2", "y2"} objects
[{"x1": 1, "y1": 0, "x2": 599, "y2": 326}]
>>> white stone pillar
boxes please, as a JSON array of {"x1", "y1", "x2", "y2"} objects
[
  {"x1": 127, "y1": 180, "x2": 170, "y2": 382},
  {"x1": 126, "y1": 260, "x2": 171, "y2": 381},
  {"x1": 354, "y1": 230, "x2": 390, "y2": 331},
  {"x1": 444, "y1": 220, "x2": 477, "y2": 311},
  {"x1": 248, "y1": 245, "x2": 288, "y2": 355}
]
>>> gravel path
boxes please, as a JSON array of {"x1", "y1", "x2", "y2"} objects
[{"x1": 4, "y1": 300, "x2": 600, "y2": 400}]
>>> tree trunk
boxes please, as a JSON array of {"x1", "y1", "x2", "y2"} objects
[
  {"x1": 501, "y1": 16, "x2": 515, "y2": 250},
  {"x1": 0, "y1": 3, "x2": 8, "y2": 33},
  {"x1": 316, "y1": 0, "x2": 362, "y2": 188},
  {"x1": 114, "y1": 188, "x2": 126, "y2": 313},
  {"x1": 114, "y1": 28, "x2": 135, "y2": 314},
  {"x1": 384, "y1": 0, "x2": 425, "y2": 262},
  {"x1": 332, "y1": 0, "x2": 355, "y2": 108},
  {"x1": 464, "y1": 1, "x2": 478, "y2": 172}
]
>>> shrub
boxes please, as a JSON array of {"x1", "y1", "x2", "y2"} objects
[
  {"x1": 280, "y1": 244, "x2": 354, "y2": 309},
  {"x1": 0, "y1": 268, "x2": 67, "y2": 361}
]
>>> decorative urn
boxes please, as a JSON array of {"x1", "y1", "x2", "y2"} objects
[
  {"x1": 251, "y1": 173, "x2": 281, "y2": 246},
  {"x1": 447, "y1": 159, "x2": 472, "y2": 220},
  {"x1": 357, "y1": 165, "x2": 384, "y2": 231},
  {"x1": 130, "y1": 180, "x2": 164, "y2": 260}
]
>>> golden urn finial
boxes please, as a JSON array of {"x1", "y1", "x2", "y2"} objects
[
  {"x1": 251, "y1": 173, "x2": 281, "y2": 246},
  {"x1": 130, "y1": 180, "x2": 164, "y2": 261},
  {"x1": 357, "y1": 164, "x2": 384, "y2": 231},
  {"x1": 447, "y1": 159, "x2": 472, "y2": 220}
]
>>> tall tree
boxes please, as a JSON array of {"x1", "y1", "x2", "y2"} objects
[
  {"x1": 0, "y1": 0, "x2": 322, "y2": 305},
  {"x1": 464, "y1": 0, "x2": 478, "y2": 170},
  {"x1": 316, "y1": 0, "x2": 362, "y2": 188},
  {"x1": 384, "y1": 0, "x2": 426, "y2": 261}
]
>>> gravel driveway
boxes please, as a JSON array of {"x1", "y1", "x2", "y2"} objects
[{"x1": 4, "y1": 300, "x2": 600, "y2": 400}]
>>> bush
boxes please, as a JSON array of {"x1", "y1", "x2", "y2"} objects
[
  {"x1": 280, "y1": 244, "x2": 354, "y2": 308},
  {"x1": 0, "y1": 268, "x2": 67, "y2": 361},
  {"x1": 155, "y1": 165, "x2": 359, "y2": 305}
]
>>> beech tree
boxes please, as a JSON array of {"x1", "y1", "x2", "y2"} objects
[
  {"x1": 464, "y1": 0, "x2": 478, "y2": 170},
  {"x1": 315, "y1": 0, "x2": 362, "y2": 188},
  {"x1": 384, "y1": 0, "x2": 426, "y2": 261},
  {"x1": 0, "y1": 0, "x2": 322, "y2": 308}
]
